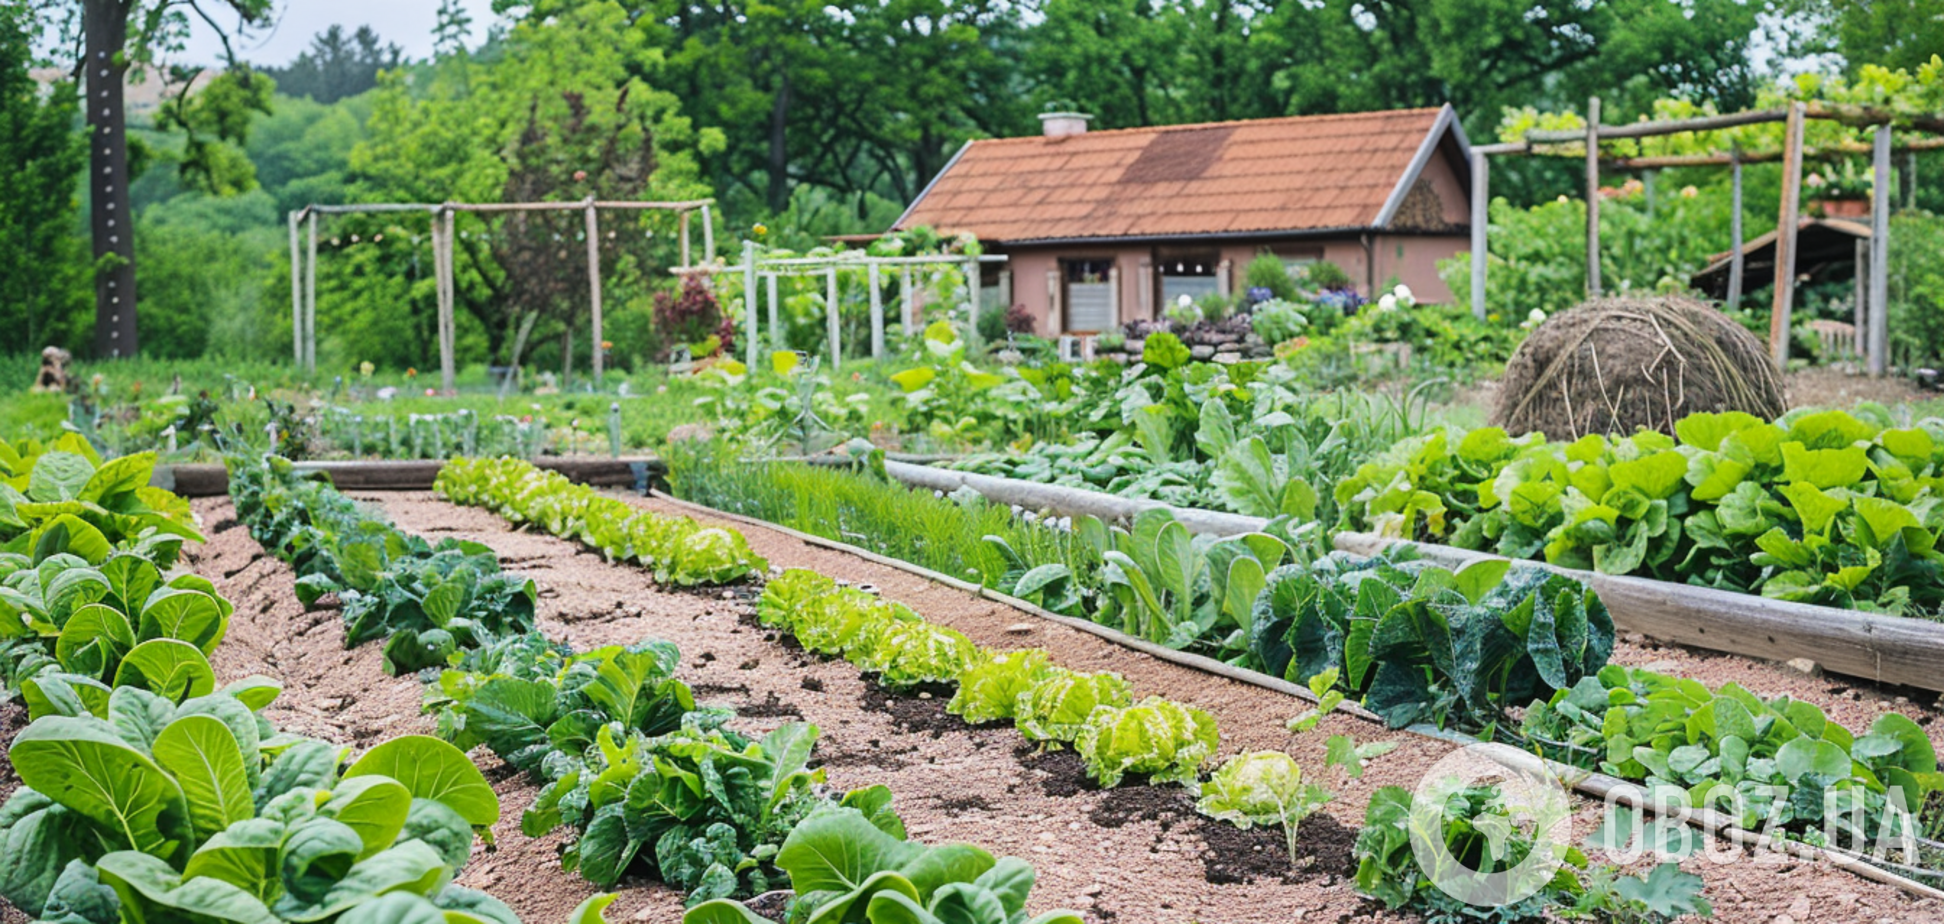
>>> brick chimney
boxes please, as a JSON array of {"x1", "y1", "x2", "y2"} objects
[{"x1": 1038, "y1": 111, "x2": 1093, "y2": 138}]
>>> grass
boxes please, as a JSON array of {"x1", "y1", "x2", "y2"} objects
[{"x1": 667, "y1": 441, "x2": 1098, "y2": 590}]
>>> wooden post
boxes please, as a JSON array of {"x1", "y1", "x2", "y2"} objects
[
  {"x1": 305, "y1": 211, "x2": 318, "y2": 375},
  {"x1": 869, "y1": 262, "x2": 885, "y2": 359},
  {"x1": 743, "y1": 241, "x2": 759, "y2": 369},
  {"x1": 1727, "y1": 152, "x2": 1745, "y2": 309},
  {"x1": 1470, "y1": 149, "x2": 1488, "y2": 319},
  {"x1": 826, "y1": 266, "x2": 841, "y2": 369},
  {"x1": 1107, "y1": 264, "x2": 1121, "y2": 328},
  {"x1": 441, "y1": 208, "x2": 457, "y2": 395},
  {"x1": 1585, "y1": 96, "x2": 1602, "y2": 299},
  {"x1": 679, "y1": 210, "x2": 691, "y2": 268},
  {"x1": 430, "y1": 213, "x2": 447, "y2": 391},
  {"x1": 701, "y1": 204, "x2": 715, "y2": 262},
  {"x1": 965, "y1": 258, "x2": 982, "y2": 349},
  {"x1": 1907, "y1": 152, "x2": 1919, "y2": 210},
  {"x1": 998, "y1": 269, "x2": 1013, "y2": 315},
  {"x1": 1770, "y1": 101, "x2": 1807, "y2": 367},
  {"x1": 766, "y1": 273, "x2": 782, "y2": 350},
  {"x1": 901, "y1": 267, "x2": 916, "y2": 336},
  {"x1": 1854, "y1": 238, "x2": 1869, "y2": 341},
  {"x1": 289, "y1": 212, "x2": 302, "y2": 365},
  {"x1": 1870, "y1": 124, "x2": 1891, "y2": 376},
  {"x1": 584, "y1": 200, "x2": 604, "y2": 386}
]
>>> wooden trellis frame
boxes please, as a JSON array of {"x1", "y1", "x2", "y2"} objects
[
  {"x1": 1469, "y1": 99, "x2": 1944, "y2": 375},
  {"x1": 679, "y1": 248, "x2": 1010, "y2": 370},
  {"x1": 289, "y1": 198, "x2": 717, "y2": 393}
]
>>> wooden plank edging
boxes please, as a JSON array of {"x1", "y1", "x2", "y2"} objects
[{"x1": 151, "y1": 456, "x2": 666, "y2": 497}]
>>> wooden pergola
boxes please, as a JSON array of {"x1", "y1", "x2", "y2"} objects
[
  {"x1": 288, "y1": 198, "x2": 717, "y2": 392},
  {"x1": 1467, "y1": 100, "x2": 1944, "y2": 375},
  {"x1": 679, "y1": 245, "x2": 1009, "y2": 370}
]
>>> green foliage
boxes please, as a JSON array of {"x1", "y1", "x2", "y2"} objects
[
  {"x1": 429, "y1": 633, "x2": 699, "y2": 776},
  {"x1": 1524, "y1": 664, "x2": 1944, "y2": 850},
  {"x1": 1889, "y1": 212, "x2": 1944, "y2": 366},
  {"x1": 1074, "y1": 696, "x2": 1220, "y2": 788},
  {"x1": 1250, "y1": 548, "x2": 1614, "y2": 732},
  {"x1": 0, "y1": 437, "x2": 204, "y2": 566},
  {"x1": 1244, "y1": 253, "x2": 1300, "y2": 302},
  {"x1": 944, "y1": 649, "x2": 1061, "y2": 725},
  {"x1": 670, "y1": 445, "x2": 1094, "y2": 591},
  {"x1": 684, "y1": 808, "x2": 1084, "y2": 924},
  {"x1": 0, "y1": 5, "x2": 88, "y2": 352},
  {"x1": 436, "y1": 457, "x2": 766, "y2": 585},
  {"x1": 0, "y1": 677, "x2": 505, "y2": 923},
  {"x1": 226, "y1": 455, "x2": 538, "y2": 673},
  {"x1": 1248, "y1": 300, "x2": 1309, "y2": 346},
  {"x1": 1338, "y1": 408, "x2": 1944, "y2": 616},
  {"x1": 1353, "y1": 782, "x2": 1585, "y2": 921},
  {"x1": 1195, "y1": 751, "x2": 1333, "y2": 868}
]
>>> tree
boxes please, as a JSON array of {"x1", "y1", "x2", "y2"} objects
[
  {"x1": 33, "y1": 0, "x2": 274, "y2": 358},
  {"x1": 0, "y1": 5, "x2": 89, "y2": 352},
  {"x1": 1782, "y1": 0, "x2": 1944, "y2": 74},
  {"x1": 262, "y1": 25, "x2": 404, "y2": 104}
]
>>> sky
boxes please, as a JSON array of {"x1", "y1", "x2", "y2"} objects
[{"x1": 181, "y1": 0, "x2": 505, "y2": 67}]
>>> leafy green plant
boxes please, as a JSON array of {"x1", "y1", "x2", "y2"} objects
[
  {"x1": 1, "y1": 551, "x2": 234, "y2": 706},
  {"x1": 437, "y1": 457, "x2": 767, "y2": 586},
  {"x1": 1251, "y1": 547, "x2": 1614, "y2": 732},
  {"x1": 0, "y1": 673, "x2": 504, "y2": 923},
  {"x1": 945, "y1": 648, "x2": 1061, "y2": 725},
  {"x1": 1353, "y1": 782, "x2": 1584, "y2": 921},
  {"x1": 227, "y1": 455, "x2": 538, "y2": 674},
  {"x1": 1249, "y1": 299, "x2": 1309, "y2": 346},
  {"x1": 0, "y1": 436, "x2": 203, "y2": 567},
  {"x1": 1525, "y1": 664, "x2": 1944, "y2": 853},
  {"x1": 523, "y1": 721, "x2": 880, "y2": 905},
  {"x1": 1195, "y1": 751, "x2": 1333, "y2": 867},
  {"x1": 1244, "y1": 251, "x2": 1300, "y2": 301},
  {"x1": 682, "y1": 808, "x2": 1084, "y2": 924},
  {"x1": 1074, "y1": 696, "x2": 1219, "y2": 787},
  {"x1": 429, "y1": 633, "x2": 700, "y2": 776},
  {"x1": 1337, "y1": 407, "x2": 1944, "y2": 617},
  {"x1": 1013, "y1": 668, "x2": 1131, "y2": 747}
]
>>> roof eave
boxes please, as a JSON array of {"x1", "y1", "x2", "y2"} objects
[
  {"x1": 891, "y1": 140, "x2": 973, "y2": 232},
  {"x1": 1373, "y1": 104, "x2": 1472, "y2": 229},
  {"x1": 979, "y1": 224, "x2": 1469, "y2": 248}
]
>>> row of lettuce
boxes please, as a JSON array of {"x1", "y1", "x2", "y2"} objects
[
  {"x1": 439, "y1": 457, "x2": 1724, "y2": 923},
  {"x1": 225, "y1": 454, "x2": 1084, "y2": 924},
  {"x1": 0, "y1": 436, "x2": 623, "y2": 924}
]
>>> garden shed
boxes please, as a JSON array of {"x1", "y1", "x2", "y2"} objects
[{"x1": 891, "y1": 105, "x2": 1475, "y2": 335}]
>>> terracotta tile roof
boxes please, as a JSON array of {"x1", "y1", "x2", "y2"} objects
[{"x1": 894, "y1": 107, "x2": 1456, "y2": 243}]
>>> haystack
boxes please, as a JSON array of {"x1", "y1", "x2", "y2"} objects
[{"x1": 1494, "y1": 295, "x2": 1787, "y2": 441}]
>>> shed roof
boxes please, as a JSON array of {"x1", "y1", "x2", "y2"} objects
[{"x1": 893, "y1": 105, "x2": 1470, "y2": 244}]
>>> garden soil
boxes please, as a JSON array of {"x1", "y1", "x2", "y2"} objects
[{"x1": 3, "y1": 492, "x2": 1940, "y2": 923}]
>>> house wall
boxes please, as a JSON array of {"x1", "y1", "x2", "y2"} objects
[{"x1": 994, "y1": 233, "x2": 1468, "y2": 336}]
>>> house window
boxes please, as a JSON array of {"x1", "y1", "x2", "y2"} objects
[
  {"x1": 1064, "y1": 259, "x2": 1115, "y2": 332},
  {"x1": 1156, "y1": 251, "x2": 1219, "y2": 309}
]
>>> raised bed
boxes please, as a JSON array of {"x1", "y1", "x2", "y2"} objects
[
  {"x1": 149, "y1": 455, "x2": 664, "y2": 496},
  {"x1": 873, "y1": 459, "x2": 1944, "y2": 695}
]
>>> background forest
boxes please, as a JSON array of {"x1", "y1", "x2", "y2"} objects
[{"x1": 4, "y1": 0, "x2": 1941, "y2": 375}]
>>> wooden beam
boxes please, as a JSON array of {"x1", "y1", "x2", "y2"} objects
[
  {"x1": 1470, "y1": 149, "x2": 1488, "y2": 319},
  {"x1": 1585, "y1": 97, "x2": 1602, "y2": 299},
  {"x1": 869, "y1": 262, "x2": 885, "y2": 360},
  {"x1": 1523, "y1": 108, "x2": 1788, "y2": 144},
  {"x1": 965, "y1": 258, "x2": 983, "y2": 349},
  {"x1": 584, "y1": 200, "x2": 604, "y2": 386},
  {"x1": 305, "y1": 211, "x2": 318, "y2": 375},
  {"x1": 766, "y1": 273, "x2": 782, "y2": 351},
  {"x1": 289, "y1": 212, "x2": 302, "y2": 365},
  {"x1": 679, "y1": 210, "x2": 691, "y2": 268},
  {"x1": 700, "y1": 204, "x2": 715, "y2": 261},
  {"x1": 1870, "y1": 124, "x2": 1891, "y2": 376},
  {"x1": 1771, "y1": 101, "x2": 1807, "y2": 367},
  {"x1": 826, "y1": 266, "x2": 841, "y2": 369},
  {"x1": 743, "y1": 241, "x2": 759, "y2": 369},
  {"x1": 1727, "y1": 153, "x2": 1744, "y2": 310}
]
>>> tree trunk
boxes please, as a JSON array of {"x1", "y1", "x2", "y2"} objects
[
  {"x1": 767, "y1": 67, "x2": 790, "y2": 213},
  {"x1": 84, "y1": 0, "x2": 137, "y2": 358}
]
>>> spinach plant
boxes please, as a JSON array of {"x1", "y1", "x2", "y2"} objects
[{"x1": 1250, "y1": 547, "x2": 1614, "y2": 732}]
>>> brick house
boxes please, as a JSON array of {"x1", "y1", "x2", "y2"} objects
[{"x1": 891, "y1": 105, "x2": 1475, "y2": 335}]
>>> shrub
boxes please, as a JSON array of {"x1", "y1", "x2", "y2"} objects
[
  {"x1": 653, "y1": 275, "x2": 723, "y2": 356},
  {"x1": 1244, "y1": 252, "x2": 1300, "y2": 301},
  {"x1": 1302, "y1": 260, "x2": 1353, "y2": 291},
  {"x1": 1250, "y1": 299, "x2": 1308, "y2": 345},
  {"x1": 977, "y1": 302, "x2": 1010, "y2": 342},
  {"x1": 1889, "y1": 211, "x2": 1944, "y2": 367},
  {"x1": 1004, "y1": 302, "x2": 1036, "y2": 334}
]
